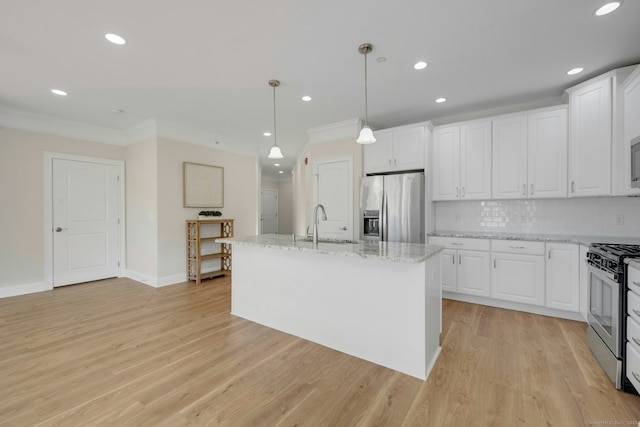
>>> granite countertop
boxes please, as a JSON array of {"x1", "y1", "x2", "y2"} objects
[
  {"x1": 217, "y1": 234, "x2": 443, "y2": 264},
  {"x1": 428, "y1": 230, "x2": 640, "y2": 246}
]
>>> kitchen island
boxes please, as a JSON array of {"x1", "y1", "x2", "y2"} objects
[{"x1": 217, "y1": 234, "x2": 442, "y2": 380}]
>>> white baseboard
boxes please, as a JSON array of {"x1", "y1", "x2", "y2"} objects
[
  {"x1": 0, "y1": 282, "x2": 51, "y2": 299},
  {"x1": 124, "y1": 270, "x2": 187, "y2": 288},
  {"x1": 443, "y1": 291, "x2": 585, "y2": 322}
]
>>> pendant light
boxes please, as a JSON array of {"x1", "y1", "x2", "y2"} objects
[
  {"x1": 268, "y1": 79, "x2": 284, "y2": 159},
  {"x1": 356, "y1": 43, "x2": 376, "y2": 144}
]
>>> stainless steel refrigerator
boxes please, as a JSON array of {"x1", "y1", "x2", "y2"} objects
[{"x1": 360, "y1": 172, "x2": 424, "y2": 243}]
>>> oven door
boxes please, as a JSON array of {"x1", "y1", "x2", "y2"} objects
[{"x1": 587, "y1": 264, "x2": 622, "y2": 357}]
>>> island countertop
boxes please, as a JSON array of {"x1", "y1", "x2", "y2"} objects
[{"x1": 218, "y1": 234, "x2": 442, "y2": 264}]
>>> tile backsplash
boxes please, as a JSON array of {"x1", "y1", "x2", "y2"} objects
[{"x1": 435, "y1": 197, "x2": 640, "y2": 237}]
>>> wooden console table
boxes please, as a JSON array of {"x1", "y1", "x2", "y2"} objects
[{"x1": 186, "y1": 219, "x2": 234, "y2": 284}]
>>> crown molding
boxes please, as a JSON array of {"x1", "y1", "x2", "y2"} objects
[
  {"x1": 307, "y1": 118, "x2": 360, "y2": 145},
  {"x1": 0, "y1": 105, "x2": 127, "y2": 145}
]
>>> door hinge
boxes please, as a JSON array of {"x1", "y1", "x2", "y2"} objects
[
  {"x1": 117, "y1": 175, "x2": 120, "y2": 182},
  {"x1": 117, "y1": 218, "x2": 120, "y2": 224},
  {"x1": 118, "y1": 261, "x2": 120, "y2": 267}
]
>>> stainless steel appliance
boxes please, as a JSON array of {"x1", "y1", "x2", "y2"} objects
[
  {"x1": 586, "y1": 243, "x2": 640, "y2": 393},
  {"x1": 631, "y1": 135, "x2": 640, "y2": 189},
  {"x1": 360, "y1": 172, "x2": 424, "y2": 243}
]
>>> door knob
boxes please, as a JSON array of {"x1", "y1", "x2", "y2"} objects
[
  {"x1": 55, "y1": 227, "x2": 67, "y2": 232},
  {"x1": 340, "y1": 226, "x2": 347, "y2": 231}
]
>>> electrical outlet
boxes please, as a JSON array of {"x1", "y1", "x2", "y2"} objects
[{"x1": 614, "y1": 214, "x2": 624, "y2": 225}]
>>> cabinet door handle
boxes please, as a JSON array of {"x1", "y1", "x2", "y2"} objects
[
  {"x1": 462, "y1": 187, "x2": 466, "y2": 198},
  {"x1": 451, "y1": 243, "x2": 463, "y2": 246},
  {"x1": 571, "y1": 181, "x2": 575, "y2": 193},
  {"x1": 548, "y1": 250, "x2": 551, "y2": 260},
  {"x1": 509, "y1": 246, "x2": 525, "y2": 249},
  {"x1": 394, "y1": 159, "x2": 397, "y2": 167},
  {"x1": 388, "y1": 159, "x2": 392, "y2": 167},
  {"x1": 456, "y1": 187, "x2": 459, "y2": 198},
  {"x1": 459, "y1": 254, "x2": 462, "y2": 265},
  {"x1": 452, "y1": 256, "x2": 455, "y2": 264},
  {"x1": 530, "y1": 183, "x2": 534, "y2": 195},
  {"x1": 522, "y1": 184, "x2": 526, "y2": 195},
  {"x1": 494, "y1": 260, "x2": 496, "y2": 268}
]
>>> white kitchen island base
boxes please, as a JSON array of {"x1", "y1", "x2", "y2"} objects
[{"x1": 223, "y1": 236, "x2": 442, "y2": 380}]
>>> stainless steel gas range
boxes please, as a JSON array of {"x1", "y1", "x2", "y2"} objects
[{"x1": 586, "y1": 243, "x2": 640, "y2": 393}]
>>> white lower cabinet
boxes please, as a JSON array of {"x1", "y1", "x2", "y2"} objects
[
  {"x1": 430, "y1": 237, "x2": 490, "y2": 297},
  {"x1": 431, "y1": 236, "x2": 581, "y2": 316},
  {"x1": 545, "y1": 243, "x2": 580, "y2": 312},
  {"x1": 491, "y1": 251, "x2": 545, "y2": 306}
]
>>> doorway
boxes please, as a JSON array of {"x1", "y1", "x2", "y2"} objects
[
  {"x1": 261, "y1": 188, "x2": 278, "y2": 234},
  {"x1": 44, "y1": 153, "x2": 125, "y2": 288}
]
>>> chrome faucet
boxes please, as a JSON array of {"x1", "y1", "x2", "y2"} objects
[{"x1": 313, "y1": 204, "x2": 327, "y2": 244}]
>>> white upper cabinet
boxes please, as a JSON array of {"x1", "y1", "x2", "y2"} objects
[
  {"x1": 527, "y1": 107, "x2": 568, "y2": 198},
  {"x1": 433, "y1": 121, "x2": 491, "y2": 201},
  {"x1": 567, "y1": 76, "x2": 612, "y2": 197},
  {"x1": 364, "y1": 125, "x2": 424, "y2": 174},
  {"x1": 492, "y1": 114, "x2": 528, "y2": 199},
  {"x1": 460, "y1": 122, "x2": 492, "y2": 200},
  {"x1": 492, "y1": 107, "x2": 567, "y2": 199}
]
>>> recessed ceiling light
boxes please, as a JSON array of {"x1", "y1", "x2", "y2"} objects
[
  {"x1": 435, "y1": 97, "x2": 447, "y2": 103},
  {"x1": 278, "y1": 171, "x2": 284, "y2": 174},
  {"x1": 263, "y1": 132, "x2": 272, "y2": 136},
  {"x1": 274, "y1": 163, "x2": 280, "y2": 167},
  {"x1": 595, "y1": 1, "x2": 621, "y2": 16},
  {"x1": 105, "y1": 33, "x2": 126, "y2": 45},
  {"x1": 111, "y1": 108, "x2": 125, "y2": 114},
  {"x1": 51, "y1": 89, "x2": 67, "y2": 96},
  {"x1": 567, "y1": 67, "x2": 584, "y2": 75},
  {"x1": 376, "y1": 57, "x2": 386, "y2": 63},
  {"x1": 414, "y1": 61, "x2": 428, "y2": 70},
  {"x1": 301, "y1": 95, "x2": 312, "y2": 102}
]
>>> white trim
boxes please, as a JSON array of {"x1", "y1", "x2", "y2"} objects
[
  {"x1": 307, "y1": 118, "x2": 361, "y2": 145},
  {"x1": 44, "y1": 152, "x2": 126, "y2": 288},
  {"x1": 125, "y1": 270, "x2": 191, "y2": 288},
  {"x1": 442, "y1": 291, "x2": 585, "y2": 322},
  {"x1": 0, "y1": 282, "x2": 49, "y2": 299},
  {"x1": 0, "y1": 105, "x2": 127, "y2": 145}
]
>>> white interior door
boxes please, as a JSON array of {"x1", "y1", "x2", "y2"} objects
[
  {"x1": 314, "y1": 159, "x2": 353, "y2": 240},
  {"x1": 261, "y1": 189, "x2": 278, "y2": 234},
  {"x1": 52, "y1": 159, "x2": 121, "y2": 287}
]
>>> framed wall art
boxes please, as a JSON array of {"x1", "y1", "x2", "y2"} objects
[{"x1": 183, "y1": 162, "x2": 224, "y2": 208}]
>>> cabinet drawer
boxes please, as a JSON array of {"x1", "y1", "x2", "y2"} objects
[
  {"x1": 491, "y1": 239, "x2": 545, "y2": 255},
  {"x1": 629, "y1": 290, "x2": 640, "y2": 324},
  {"x1": 428, "y1": 237, "x2": 490, "y2": 251},
  {"x1": 626, "y1": 342, "x2": 640, "y2": 394},
  {"x1": 628, "y1": 264, "x2": 640, "y2": 297},
  {"x1": 628, "y1": 316, "x2": 640, "y2": 353}
]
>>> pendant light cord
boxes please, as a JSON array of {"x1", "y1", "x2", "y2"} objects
[
  {"x1": 364, "y1": 50, "x2": 369, "y2": 127},
  {"x1": 272, "y1": 84, "x2": 278, "y2": 147}
]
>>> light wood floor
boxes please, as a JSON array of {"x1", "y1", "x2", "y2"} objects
[{"x1": 1, "y1": 277, "x2": 639, "y2": 426}]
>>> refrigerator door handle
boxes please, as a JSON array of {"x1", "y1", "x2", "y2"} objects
[{"x1": 381, "y1": 191, "x2": 387, "y2": 241}]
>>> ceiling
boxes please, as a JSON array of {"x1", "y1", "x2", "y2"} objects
[{"x1": 2, "y1": 0, "x2": 640, "y2": 180}]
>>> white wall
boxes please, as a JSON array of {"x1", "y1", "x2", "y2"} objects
[
  {"x1": 125, "y1": 138, "x2": 159, "y2": 280},
  {"x1": 156, "y1": 137, "x2": 259, "y2": 281},
  {"x1": 435, "y1": 197, "x2": 640, "y2": 237},
  {"x1": 292, "y1": 137, "x2": 363, "y2": 239},
  {"x1": 0, "y1": 128, "x2": 125, "y2": 291}
]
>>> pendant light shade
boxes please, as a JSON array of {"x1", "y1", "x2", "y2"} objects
[
  {"x1": 267, "y1": 79, "x2": 284, "y2": 159},
  {"x1": 357, "y1": 43, "x2": 376, "y2": 145},
  {"x1": 356, "y1": 125, "x2": 376, "y2": 144},
  {"x1": 268, "y1": 145, "x2": 283, "y2": 159}
]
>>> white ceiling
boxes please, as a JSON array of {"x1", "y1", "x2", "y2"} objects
[{"x1": 2, "y1": 0, "x2": 639, "y2": 179}]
